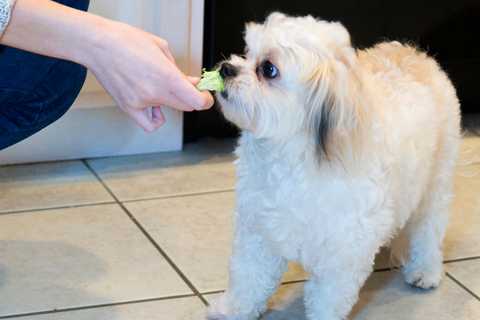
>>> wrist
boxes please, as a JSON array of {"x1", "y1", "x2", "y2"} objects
[
  {"x1": 73, "y1": 13, "x2": 110, "y2": 69},
  {"x1": 78, "y1": 17, "x2": 135, "y2": 74}
]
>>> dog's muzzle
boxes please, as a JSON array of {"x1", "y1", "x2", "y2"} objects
[
  {"x1": 219, "y1": 63, "x2": 239, "y2": 99},
  {"x1": 220, "y1": 63, "x2": 239, "y2": 78}
]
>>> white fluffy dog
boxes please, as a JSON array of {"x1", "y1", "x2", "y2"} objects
[{"x1": 207, "y1": 12, "x2": 461, "y2": 320}]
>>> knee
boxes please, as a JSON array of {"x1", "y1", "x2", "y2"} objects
[
  {"x1": 0, "y1": 60, "x2": 87, "y2": 148},
  {"x1": 38, "y1": 59, "x2": 88, "y2": 123}
]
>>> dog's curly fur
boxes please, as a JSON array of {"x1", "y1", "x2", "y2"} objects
[{"x1": 207, "y1": 12, "x2": 461, "y2": 320}]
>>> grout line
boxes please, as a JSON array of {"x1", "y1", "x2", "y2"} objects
[
  {"x1": 443, "y1": 256, "x2": 480, "y2": 264},
  {"x1": 200, "y1": 280, "x2": 309, "y2": 297},
  {"x1": 81, "y1": 160, "x2": 210, "y2": 307},
  {"x1": 0, "y1": 190, "x2": 236, "y2": 216},
  {"x1": 0, "y1": 159, "x2": 81, "y2": 168},
  {"x1": 446, "y1": 272, "x2": 480, "y2": 302},
  {"x1": 373, "y1": 266, "x2": 401, "y2": 273},
  {"x1": 201, "y1": 290, "x2": 226, "y2": 296},
  {"x1": 281, "y1": 279, "x2": 308, "y2": 285},
  {"x1": 0, "y1": 294, "x2": 197, "y2": 319},
  {"x1": 121, "y1": 189, "x2": 236, "y2": 203},
  {"x1": 0, "y1": 202, "x2": 116, "y2": 216}
]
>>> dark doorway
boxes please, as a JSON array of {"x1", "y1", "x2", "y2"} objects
[{"x1": 184, "y1": 0, "x2": 480, "y2": 142}]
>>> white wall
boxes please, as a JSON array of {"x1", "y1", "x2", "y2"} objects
[{"x1": 0, "y1": 0, "x2": 205, "y2": 165}]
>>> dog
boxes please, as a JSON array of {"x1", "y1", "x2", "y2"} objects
[{"x1": 206, "y1": 12, "x2": 461, "y2": 320}]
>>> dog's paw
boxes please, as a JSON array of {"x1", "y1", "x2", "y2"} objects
[
  {"x1": 206, "y1": 294, "x2": 256, "y2": 320},
  {"x1": 403, "y1": 265, "x2": 444, "y2": 290},
  {"x1": 206, "y1": 295, "x2": 237, "y2": 320},
  {"x1": 206, "y1": 304, "x2": 231, "y2": 320}
]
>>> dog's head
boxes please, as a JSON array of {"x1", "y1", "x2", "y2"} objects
[{"x1": 217, "y1": 12, "x2": 369, "y2": 163}]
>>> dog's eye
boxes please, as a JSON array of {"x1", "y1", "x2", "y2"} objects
[{"x1": 261, "y1": 61, "x2": 278, "y2": 78}]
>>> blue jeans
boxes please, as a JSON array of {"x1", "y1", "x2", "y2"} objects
[{"x1": 0, "y1": 0, "x2": 90, "y2": 150}]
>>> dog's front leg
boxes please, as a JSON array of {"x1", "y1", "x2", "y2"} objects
[
  {"x1": 206, "y1": 218, "x2": 287, "y2": 320},
  {"x1": 303, "y1": 238, "x2": 381, "y2": 320}
]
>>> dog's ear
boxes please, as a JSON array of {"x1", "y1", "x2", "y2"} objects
[
  {"x1": 321, "y1": 22, "x2": 356, "y2": 70},
  {"x1": 244, "y1": 21, "x2": 262, "y2": 46},
  {"x1": 304, "y1": 20, "x2": 370, "y2": 167},
  {"x1": 306, "y1": 65, "x2": 338, "y2": 161},
  {"x1": 245, "y1": 12, "x2": 288, "y2": 48},
  {"x1": 306, "y1": 54, "x2": 368, "y2": 168},
  {"x1": 321, "y1": 21, "x2": 351, "y2": 46}
]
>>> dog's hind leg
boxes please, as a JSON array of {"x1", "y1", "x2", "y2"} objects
[
  {"x1": 206, "y1": 219, "x2": 288, "y2": 320},
  {"x1": 402, "y1": 82, "x2": 461, "y2": 290},
  {"x1": 402, "y1": 197, "x2": 452, "y2": 289},
  {"x1": 402, "y1": 156, "x2": 457, "y2": 289}
]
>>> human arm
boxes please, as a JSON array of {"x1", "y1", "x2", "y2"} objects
[{"x1": 0, "y1": 0, "x2": 214, "y2": 132}]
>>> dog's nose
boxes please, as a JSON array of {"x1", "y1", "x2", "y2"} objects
[{"x1": 220, "y1": 63, "x2": 238, "y2": 78}]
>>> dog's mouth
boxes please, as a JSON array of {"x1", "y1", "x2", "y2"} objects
[{"x1": 220, "y1": 90, "x2": 228, "y2": 100}]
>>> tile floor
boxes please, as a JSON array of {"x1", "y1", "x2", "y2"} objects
[{"x1": 1, "y1": 116, "x2": 480, "y2": 319}]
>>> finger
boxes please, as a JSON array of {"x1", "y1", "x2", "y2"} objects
[
  {"x1": 169, "y1": 74, "x2": 215, "y2": 110},
  {"x1": 198, "y1": 90, "x2": 215, "y2": 110},
  {"x1": 127, "y1": 108, "x2": 159, "y2": 133},
  {"x1": 164, "y1": 89, "x2": 215, "y2": 112},
  {"x1": 159, "y1": 92, "x2": 197, "y2": 112}
]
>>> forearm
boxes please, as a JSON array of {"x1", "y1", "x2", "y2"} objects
[{"x1": 0, "y1": 0, "x2": 104, "y2": 68}]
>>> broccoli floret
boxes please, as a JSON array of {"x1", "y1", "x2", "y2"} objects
[{"x1": 196, "y1": 69, "x2": 225, "y2": 92}]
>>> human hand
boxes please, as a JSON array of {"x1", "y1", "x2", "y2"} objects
[{"x1": 84, "y1": 20, "x2": 214, "y2": 132}]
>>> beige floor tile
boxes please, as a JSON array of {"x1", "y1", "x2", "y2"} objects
[
  {"x1": 86, "y1": 138, "x2": 237, "y2": 201},
  {"x1": 372, "y1": 246, "x2": 394, "y2": 270},
  {"x1": 204, "y1": 286, "x2": 306, "y2": 319},
  {"x1": 125, "y1": 192, "x2": 235, "y2": 293},
  {"x1": 18, "y1": 297, "x2": 206, "y2": 320},
  {"x1": 0, "y1": 204, "x2": 191, "y2": 317},
  {"x1": 459, "y1": 114, "x2": 480, "y2": 166},
  {"x1": 0, "y1": 161, "x2": 113, "y2": 213},
  {"x1": 206, "y1": 268, "x2": 480, "y2": 320},
  {"x1": 349, "y1": 269, "x2": 480, "y2": 320},
  {"x1": 458, "y1": 130, "x2": 480, "y2": 166},
  {"x1": 445, "y1": 259, "x2": 480, "y2": 298},
  {"x1": 283, "y1": 262, "x2": 311, "y2": 283},
  {"x1": 445, "y1": 163, "x2": 480, "y2": 260},
  {"x1": 125, "y1": 192, "x2": 311, "y2": 293}
]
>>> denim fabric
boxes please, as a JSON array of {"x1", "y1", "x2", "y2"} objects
[{"x1": 0, "y1": 0, "x2": 90, "y2": 150}]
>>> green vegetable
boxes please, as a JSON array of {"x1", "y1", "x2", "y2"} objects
[{"x1": 196, "y1": 69, "x2": 225, "y2": 92}]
